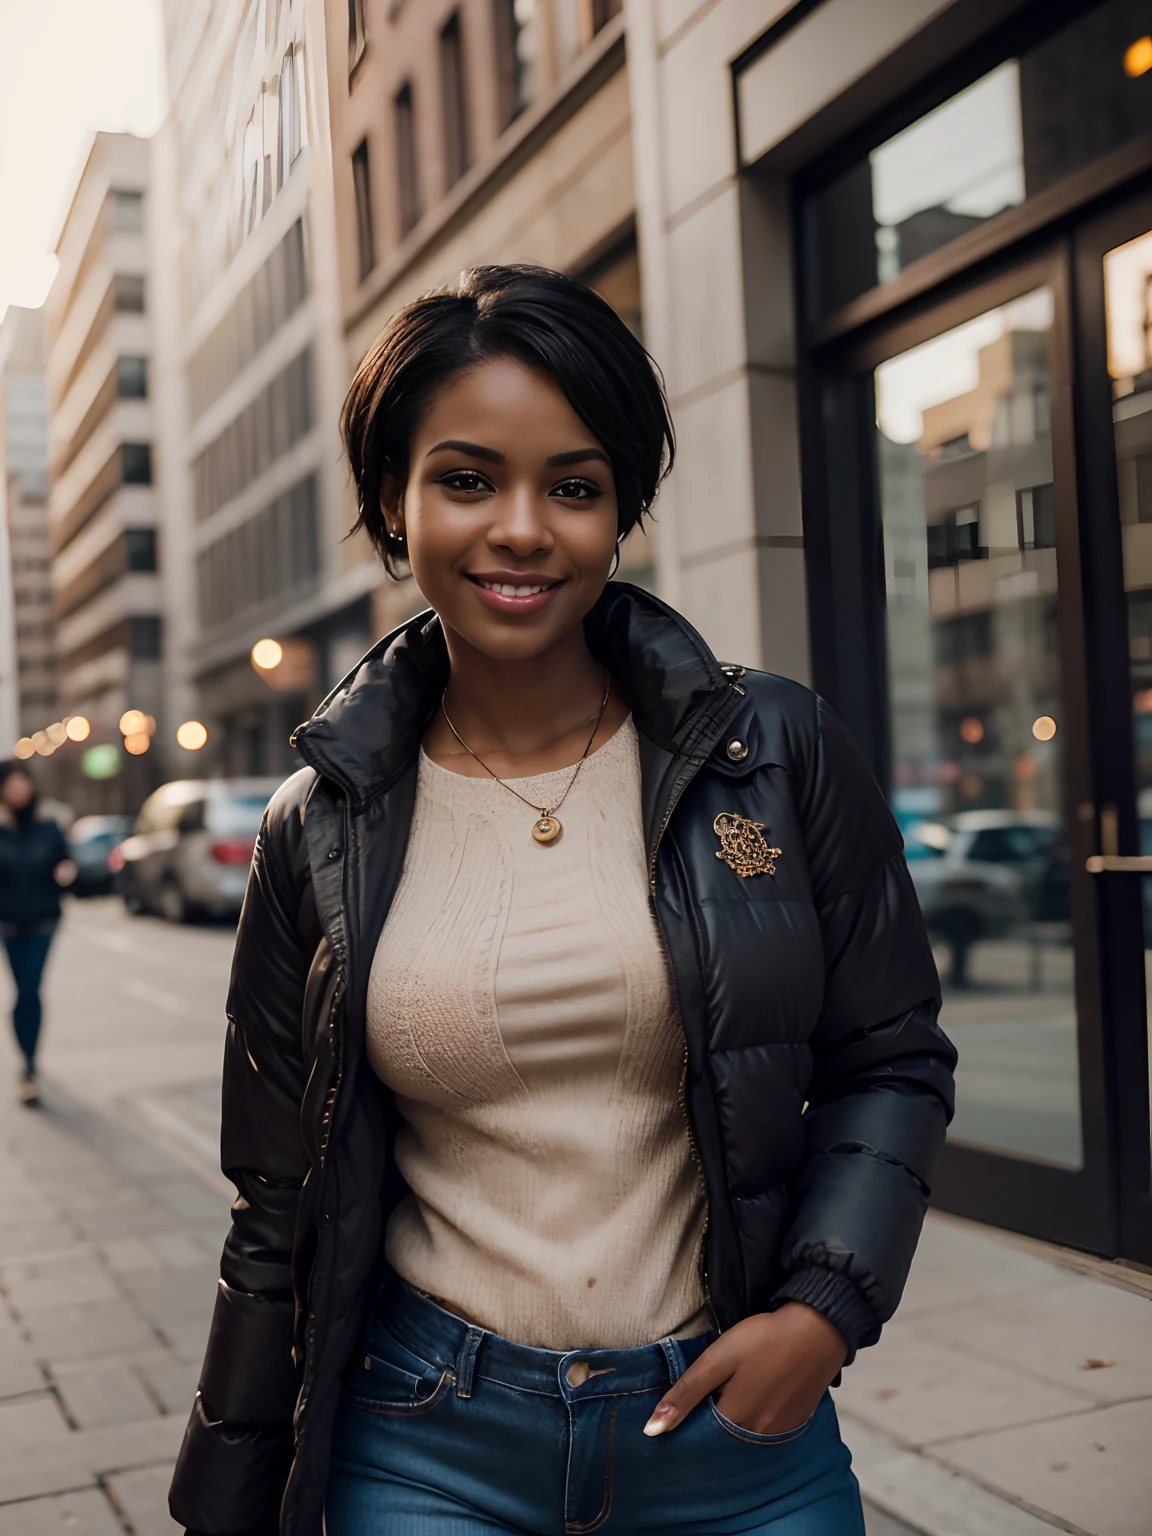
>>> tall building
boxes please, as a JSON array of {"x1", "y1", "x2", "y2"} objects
[
  {"x1": 43, "y1": 133, "x2": 170, "y2": 809},
  {"x1": 162, "y1": 0, "x2": 366, "y2": 777},
  {"x1": 0, "y1": 307, "x2": 57, "y2": 748},
  {"x1": 310, "y1": 0, "x2": 640, "y2": 635}
]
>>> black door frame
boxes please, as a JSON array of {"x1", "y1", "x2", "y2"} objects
[
  {"x1": 1072, "y1": 187, "x2": 1152, "y2": 1266},
  {"x1": 799, "y1": 243, "x2": 1121, "y2": 1255}
]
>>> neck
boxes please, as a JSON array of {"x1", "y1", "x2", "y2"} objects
[{"x1": 440, "y1": 624, "x2": 606, "y2": 756}]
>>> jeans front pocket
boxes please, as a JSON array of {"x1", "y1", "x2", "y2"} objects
[
  {"x1": 342, "y1": 1322, "x2": 456, "y2": 1417},
  {"x1": 708, "y1": 1395, "x2": 816, "y2": 1446}
]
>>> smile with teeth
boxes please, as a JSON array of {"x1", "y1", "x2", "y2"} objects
[{"x1": 475, "y1": 579, "x2": 558, "y2": 596}]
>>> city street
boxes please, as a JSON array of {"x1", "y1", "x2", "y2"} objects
[{"x1": 1, "y1": 897, "x2": 1150, "y2": 1535}]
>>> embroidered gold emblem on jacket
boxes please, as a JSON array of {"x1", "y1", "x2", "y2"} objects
[{"x1": 713, "y1": 813, "x2": 782, "y2": 878}]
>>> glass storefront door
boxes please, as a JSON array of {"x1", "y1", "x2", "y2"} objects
[
  {"x1": 874, "y1": 287, "x2": 1082, "y2": 1169},
  {"x1": 808, "y1": 253, "x2": 1117, "y2": 1254}
]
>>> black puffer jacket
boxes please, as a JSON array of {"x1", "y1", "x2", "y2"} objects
[{"x1": 170, "y1": 584, "x2": 955, "y2": 1536}]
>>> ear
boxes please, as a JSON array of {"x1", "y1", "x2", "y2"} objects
[{"x1": 381, "y1": 467, "x2": 405, "y2": 512}]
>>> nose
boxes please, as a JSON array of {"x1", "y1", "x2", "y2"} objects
[{"x1": 486, "y1": 479, "x2": 553, "y2": 557}]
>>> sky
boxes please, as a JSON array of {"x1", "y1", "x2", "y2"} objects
[{"x1": 0, "y1": 0, "x2": 167, "y2": 323}]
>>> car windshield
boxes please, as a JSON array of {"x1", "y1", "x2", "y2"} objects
[{"x1": 208, "y1": 794, "x2": 270, "y2": 836}]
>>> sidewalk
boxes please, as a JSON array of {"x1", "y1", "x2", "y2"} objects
[{"x1": 1, "y1": 1049, "x2": 1150, "y2": 1532}]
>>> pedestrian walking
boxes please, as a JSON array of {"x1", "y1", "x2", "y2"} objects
[
  {"x1": 0, "y1": 761, "x2": 75, "y2": 1105},
  {"x1": 170, "y1": 265, "x2": 956, "y2": 1536}
]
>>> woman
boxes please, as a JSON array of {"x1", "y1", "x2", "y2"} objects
[
  {"x1": 0, "y1": 761, "x2": 75, "y2": 1105},
  {"x1": 170, "y1": 266, "x2": 955, "y2": 1535}
]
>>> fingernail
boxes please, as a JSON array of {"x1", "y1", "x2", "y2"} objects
[{"x1": 643, "y1": 1406, "x2": 672, "y2": 1437}]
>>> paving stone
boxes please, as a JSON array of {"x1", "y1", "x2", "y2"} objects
[
  {"x1": 899, "y1": 1214, "x2": 1075, "y2": 1318},
  {"x1": 0, "y1": 1329, "x2": 47, "y2": 1398},
  {"x1": 0, "y1": 1486, "x2": 123, "y2": 1535},
  {"x1": 0, "y1": 1227, "x2": 77, "y2": 1264},
  {"x1": 863, "y1": 1502, "x2": 925, "y2": 1536},
  {"x1": 0, "y1": 1411, "x2": 182, "y2": 1503},
  {"x1": 116, "y1": 1265, "x2": 217, "y2": 1327},
  {"x1": 154, "y1": 1314, "x2": 211, "y2": 1364},
  {"x1": 1, "y1": 1261, "x2": 120, "y2": 1316},
  {"x1": 99, "y1": 1239, "x2": 160, "y2": 1275},
  {"x1": 923, "y1": 1277, "x2": 1152, "y2": 1406},
  {"x1": 53, "y1": 1365, "x2": 158, "y2": 1430},
  {"x1": 153, "y1": 1181, "x2": 226, "y2": 1225},
  {"x1": 932, "y1": 1397, "x2": 1152, "y2": 1536},
  {"x1": 0, "y1": 1394, "x2": 70, "y2": 1444},
  {"x1": 837, "y1": 1318, "x2": 1093, "y2": 1446},
  {"x1": 146, "y1": 1234, "x2": 209, "y2": 1270},
  {"x1": 22, "y1": 1300, "x2": 158, "y2": 1364},
  {"x1": 105, "y1": 1462, "x2": 181, "y2": 1535},
  {"x1": 135, "y1": 1355, "x2": 199, "y2": 1416}
]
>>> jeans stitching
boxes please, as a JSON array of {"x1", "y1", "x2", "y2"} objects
[
  {"x1": 708, "y1": 1397, "x2": 814, "y2": 1445},
  {"x1": 564, "y1": 1394, "x2": 617, "y2": 1534}
]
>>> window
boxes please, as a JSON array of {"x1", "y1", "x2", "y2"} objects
[
  {"x1": 124, "y1": 527, "x2": 158, "y2": 572},
  {"x1": 113, "y1": 274, "x2": 145, "y2": 313},
  {"x1": 495, "y1": 0, "x2": 537, "y2": 125},
  {"x1": 111, "y1": 190, "x2": 144, "y2": 232},
  {"x1": 196, "y1": 473, "x2": 320, "y2": 630},
  {"x1": 394, "y1": 82, "x2": 420, "y2": 235},
  {"x1": 121, "y1": 443, "x2": 152, "y2": 484},
  {"x1": 803, "y1": 0, "x2": 1152, "y2": 322},
  {"x1": 116, "y1": 356, "x2": 148, "y2": 399},
  {"x1": 192, "y1": 348, "x2": 313, "y2": 521},
  {"x1": 351, "y1": 140, "x2": 375, "y2": 279},
  {"x1": 440, "y1": 12, "x2": 469, "y2": 188},
  {"x1": 348, "y1": 0, "x2": 367, "y2": 73},
  {"x1": 130, "y1": 615, "x2": 162, "y2": 659}
]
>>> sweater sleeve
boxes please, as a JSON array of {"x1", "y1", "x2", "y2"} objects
[{"x1": 772, "y1": 698, "x2": 956, "y2": 1354}]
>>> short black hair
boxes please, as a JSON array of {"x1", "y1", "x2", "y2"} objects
[{"x1": 341, "y1": 264, "x2": 675, "y2": 575}]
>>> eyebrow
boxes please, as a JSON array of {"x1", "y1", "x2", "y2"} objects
[{"x1": 424, "y1": 440, "x2": 610, "y2": 469}]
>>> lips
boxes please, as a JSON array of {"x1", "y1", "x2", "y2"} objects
[{"x1": 466, "y1": 571, "x2": 565, "y2": 615}]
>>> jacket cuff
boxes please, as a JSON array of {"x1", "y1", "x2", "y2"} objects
[{"x1": 770, "y1": 1265, "x2": 879, "y2": 1364}]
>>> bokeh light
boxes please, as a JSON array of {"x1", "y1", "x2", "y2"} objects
[
  {"x1": 65, "y1": 716, "x2": 91, "y2": 741},
  {"x1": 45, "y1": 721, "x2": 67, "y2": 746},
  {"x1": 13, "y1": 738, "x2": 35, "y2": 760},
  {"x1": 81, "y1": 744, "x2": 121, "y2": 780},
  {"x1": 176, "y1": 720, "x2": 209, "y2": 751},
  {"x1": 124, "y1": 732, "x2": 151, "y2": 755},
  {"x1": 119, "y1": 709, "x2": 148, "y2": 736},
  {"x1": 31, "y1": 730, "x2": 54, "y2": 756},
  {"x1": 1124, "y1": 36, "x2": 1152, "y2": 78},
  {"x1": 251, "y1": 637, "x2": 284, "y2": 670},
  {"x1": 1032, "y1": 716, "x2": 1057, "y2": 742},
  {"x1": 959, "y1": 716, "x2": 984, "y2": 744}
]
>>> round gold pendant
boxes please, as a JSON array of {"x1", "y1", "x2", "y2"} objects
[{"x1": 531, "y1": 815, "x2": 562, "y2": 845}]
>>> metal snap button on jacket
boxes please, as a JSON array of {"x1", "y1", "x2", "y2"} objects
[{"x1": 726, "y1": 738, "x2": 749, "y2": 761}]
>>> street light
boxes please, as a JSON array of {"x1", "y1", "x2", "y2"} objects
[
  {"x1": 65, "y1": 716, "x2": 90, "y2": 741},
  {"x1": 251, "y1": 637, "x2": 284, "y2": 670},
  {"x1": 176, "y1": 720, "x2": 209, "y2": 751}
]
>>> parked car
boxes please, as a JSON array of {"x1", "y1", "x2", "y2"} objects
[
  {"x1": 67, "y1": 814, "x2": 135, "y2": 895},
  {"x1": 111, "y1": 778, "x2": 282, "y2": 922},
  {"x1": 907, "y1": 810, "x2": 1067, "y2": 986}
]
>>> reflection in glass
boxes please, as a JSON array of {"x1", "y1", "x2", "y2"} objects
[
  {"x1": 1103, "y1": 230, "x2": 1152, "y2": 1169},
  {"x1": 805, "y1": 0, "x2": 1152, "y2": 319},
  {"x1": 876, "y1": 288, "x2": 1082, "y2": 1167}
]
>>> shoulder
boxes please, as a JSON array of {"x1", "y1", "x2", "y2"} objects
[
  {"x1": 258, "y1": 767, "x2": 318, "y2": 887},
  {"x1": 716, "y1": 667, "x2": 823, "y2": 777}
]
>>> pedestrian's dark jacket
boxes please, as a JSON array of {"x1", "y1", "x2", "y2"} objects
[
  {"x1": 169, "y1": 583, "x2": 956, "y2": 1536},
  {"x1": 0, "y1": 805, "x2": 69, "y2": 927}
]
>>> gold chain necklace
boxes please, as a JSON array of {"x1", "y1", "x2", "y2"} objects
[{"x1": 440, "y1": 672, "x2": 612, "y2": 845}]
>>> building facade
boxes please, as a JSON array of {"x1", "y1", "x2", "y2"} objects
[
  {"x1": 161, "y1": 0, "x2": 373, "y2": 779},
  {"x1": 0, "y1": 307, "x2": 56, "y2": 749},
  {"x1": 311, "y1": 0, "x2": 640, "y2": 636},
  {"x1": 43, "y1": 133, "x2": 171, "y2": 810},
  {"x1": 625, "y1": 0, "x2": 1152, "y2": 1269}
]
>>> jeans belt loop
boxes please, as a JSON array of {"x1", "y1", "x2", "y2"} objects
[
  {"x1": 455, "y1": 1324, "x2": 484, "y2": 1399},
  {"x1": 658, "y1": 1336, "x2": 685, "y2": 1386}
]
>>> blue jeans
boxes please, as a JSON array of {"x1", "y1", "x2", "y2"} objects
[
  {"x1": 3, "y1": 924, "x2": 55, "y2": 1072},
  {"x1": 327, "y1": 1279, "x2": 865, "y2": 1534}
]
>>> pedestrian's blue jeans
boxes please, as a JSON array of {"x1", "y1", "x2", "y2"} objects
[
  {"x1": 326, "y1": 1278, "x2": 865, "y2": 1534},
  {"x1": 3, "y1": 924, "x2": 55, "y2": 1072}
]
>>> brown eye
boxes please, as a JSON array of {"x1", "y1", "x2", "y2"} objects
[
  {"x1": 438, "y1": 470, "x2": 492, "y2": 493},
  {"x1": 551, "y1": 477, "x2": 600, "y2": 501}
]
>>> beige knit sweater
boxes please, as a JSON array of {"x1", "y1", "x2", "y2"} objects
[{"x1": 365, "y1": 717, "x2": 708, "y2": 1350}]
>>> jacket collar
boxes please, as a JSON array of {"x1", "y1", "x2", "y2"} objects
[{"x1": 293, "y1": 582, "x2": 734, "y2": 809}]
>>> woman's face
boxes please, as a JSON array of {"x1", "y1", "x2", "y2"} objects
[
  {"x1": 1, "y1": 771, "x2": 34, "y2": 811},
  {"x1": 393, "y1": 355, "x2": 619, "y2": 663}
]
